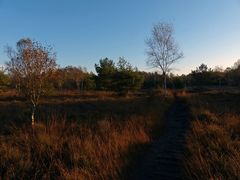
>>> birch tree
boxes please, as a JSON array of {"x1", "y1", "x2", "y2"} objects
[
  {"x1": 6, "y1": 38, "x2": 57, "y2": 126},
  {"x1": 146, "y1": 22, "x2": 183, "y2": 95}
]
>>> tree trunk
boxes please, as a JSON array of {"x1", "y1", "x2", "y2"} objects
[
  {"x1": 31, "y1": 104, "x2": 36, "y2": 126},
  {"x1": 81, "y1": 80, "x2": 84, "y2": 91},
  {"x1": 163, "y1": 72, "x2": 167, "y2": 96},
  {"x1": 76, "y1": 81, "x2": 81, "y2": 91}
]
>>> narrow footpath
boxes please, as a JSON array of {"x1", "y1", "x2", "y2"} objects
[{"x1": 129, "y1": 97, "x2": 189, "y2": 180}]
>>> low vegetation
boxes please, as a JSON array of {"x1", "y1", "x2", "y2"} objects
[
  {"x1": 0, "y1": 36, "x2": 239, "y2": 179},
  {"x1": 184, "y1": 90, "x2": 240, "y2": 179},
  {"x1": 0, "y1": 92, "x2": 172, "y2": 179}
]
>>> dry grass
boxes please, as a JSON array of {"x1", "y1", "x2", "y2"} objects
[
  {"x1": 184, "y1": 91, "x2": 240, "y2": 179},
  {"x1": 0, "y1": 93, "x2": 171, "y2": 179},
  {"x1": 0, "y1": 119, "x2": 149, "y2": 179},
  {"x1": 0, "y1": 91, "x2": 158, "y2": 132}
]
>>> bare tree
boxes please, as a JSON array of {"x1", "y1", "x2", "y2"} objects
[
  {"x1": 5, "y1": 38, "x2": 57, "y2": 126},
  {"x1": 146, "y1": 22, "x2": 183, "y2": 95},
  {"x1": 64, "y1": 66, "x2": 86, "y2": 91}
]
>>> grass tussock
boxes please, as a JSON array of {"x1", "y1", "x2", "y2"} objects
[
  {"x1": 184, "y1": 92, "x2": 240, "y2": 179},
  {"x1": 0, "y1": 95, "x2": 171, "y2": 179}
]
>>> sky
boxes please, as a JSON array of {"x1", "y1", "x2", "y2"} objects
[{"x1": 0, "y1": 0, "x2": 240, "y2": 75}]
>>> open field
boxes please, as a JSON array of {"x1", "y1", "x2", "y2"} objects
[
  {"x1": 0, "y1": 1, "x2": 240, "y2": 179},
  {"x1": 0, "y1": 89, "x2": 240, "y2": 179},
  {"x1": 184, "y1": 89, "x2": 240, "y2": 179},
  {"x1": 0, "y1": 90, "x2": 152, "y2": 129},
  {"x1": 0, "y1": 90, "x2": 172, "y2": 179}
]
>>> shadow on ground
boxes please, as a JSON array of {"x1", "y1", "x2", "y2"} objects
[{"x1": 128, "y1": 97, "x2": 190, "y2": 180}]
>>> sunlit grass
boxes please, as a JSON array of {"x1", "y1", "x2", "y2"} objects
[
  {"x1": 0, "y1": 93, "x2": 171, "y2": 179},
  {"x1": 184, "y1": 92, "x2": 240, "y2": 179}
]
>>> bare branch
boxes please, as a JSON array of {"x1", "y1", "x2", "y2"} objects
[{"x1": 146, "y1": 22, "x2": 184, "y2": 93}]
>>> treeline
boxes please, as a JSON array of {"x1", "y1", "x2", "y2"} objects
[
  {"x1": 187, "y1": 62, "x2": 240, "y2": 87},
  {"x1": 140, "y1": 62, "x2": 240, "y2": 89},
  {"x1": 0, "y1": 57, "x2": 144, "y2": 92},
  {"x1": 0, "y1": 59, "x2": 240, "y2": 92}
]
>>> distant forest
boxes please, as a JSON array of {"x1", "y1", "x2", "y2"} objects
[{"x1": 1, "y1": 56, "x2": 240, "y2": 92}]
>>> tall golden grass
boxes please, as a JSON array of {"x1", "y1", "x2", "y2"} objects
[
  {"x1": 0, "y1": 94, "x2": 171, "y2": 179},
  {"x1": 184, "y1": 91, "x2": 240, "y2": 179}
]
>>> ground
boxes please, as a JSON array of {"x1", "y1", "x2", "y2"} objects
[{"x1": 130, "y1": 97, "x2": 190, "y2": 179}]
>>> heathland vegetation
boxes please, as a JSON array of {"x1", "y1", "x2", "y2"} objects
[
  {"x1": 0, "y1": 22, "x2": 239, "y2": 179},
  {"x1": 184, "y1": 89, "x2": 240, "y2": 179},
  {"x1": 0, "y1": 91, "x2": 172, "y2": 179}
]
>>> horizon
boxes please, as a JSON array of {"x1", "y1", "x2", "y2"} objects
[{"x1": 0, "y1": 0, "x2": 240, "y2": 75}]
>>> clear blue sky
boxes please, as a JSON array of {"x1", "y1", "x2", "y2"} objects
[{"x1": 0, "y1": 0, "x2": 240, "y2": 74}]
